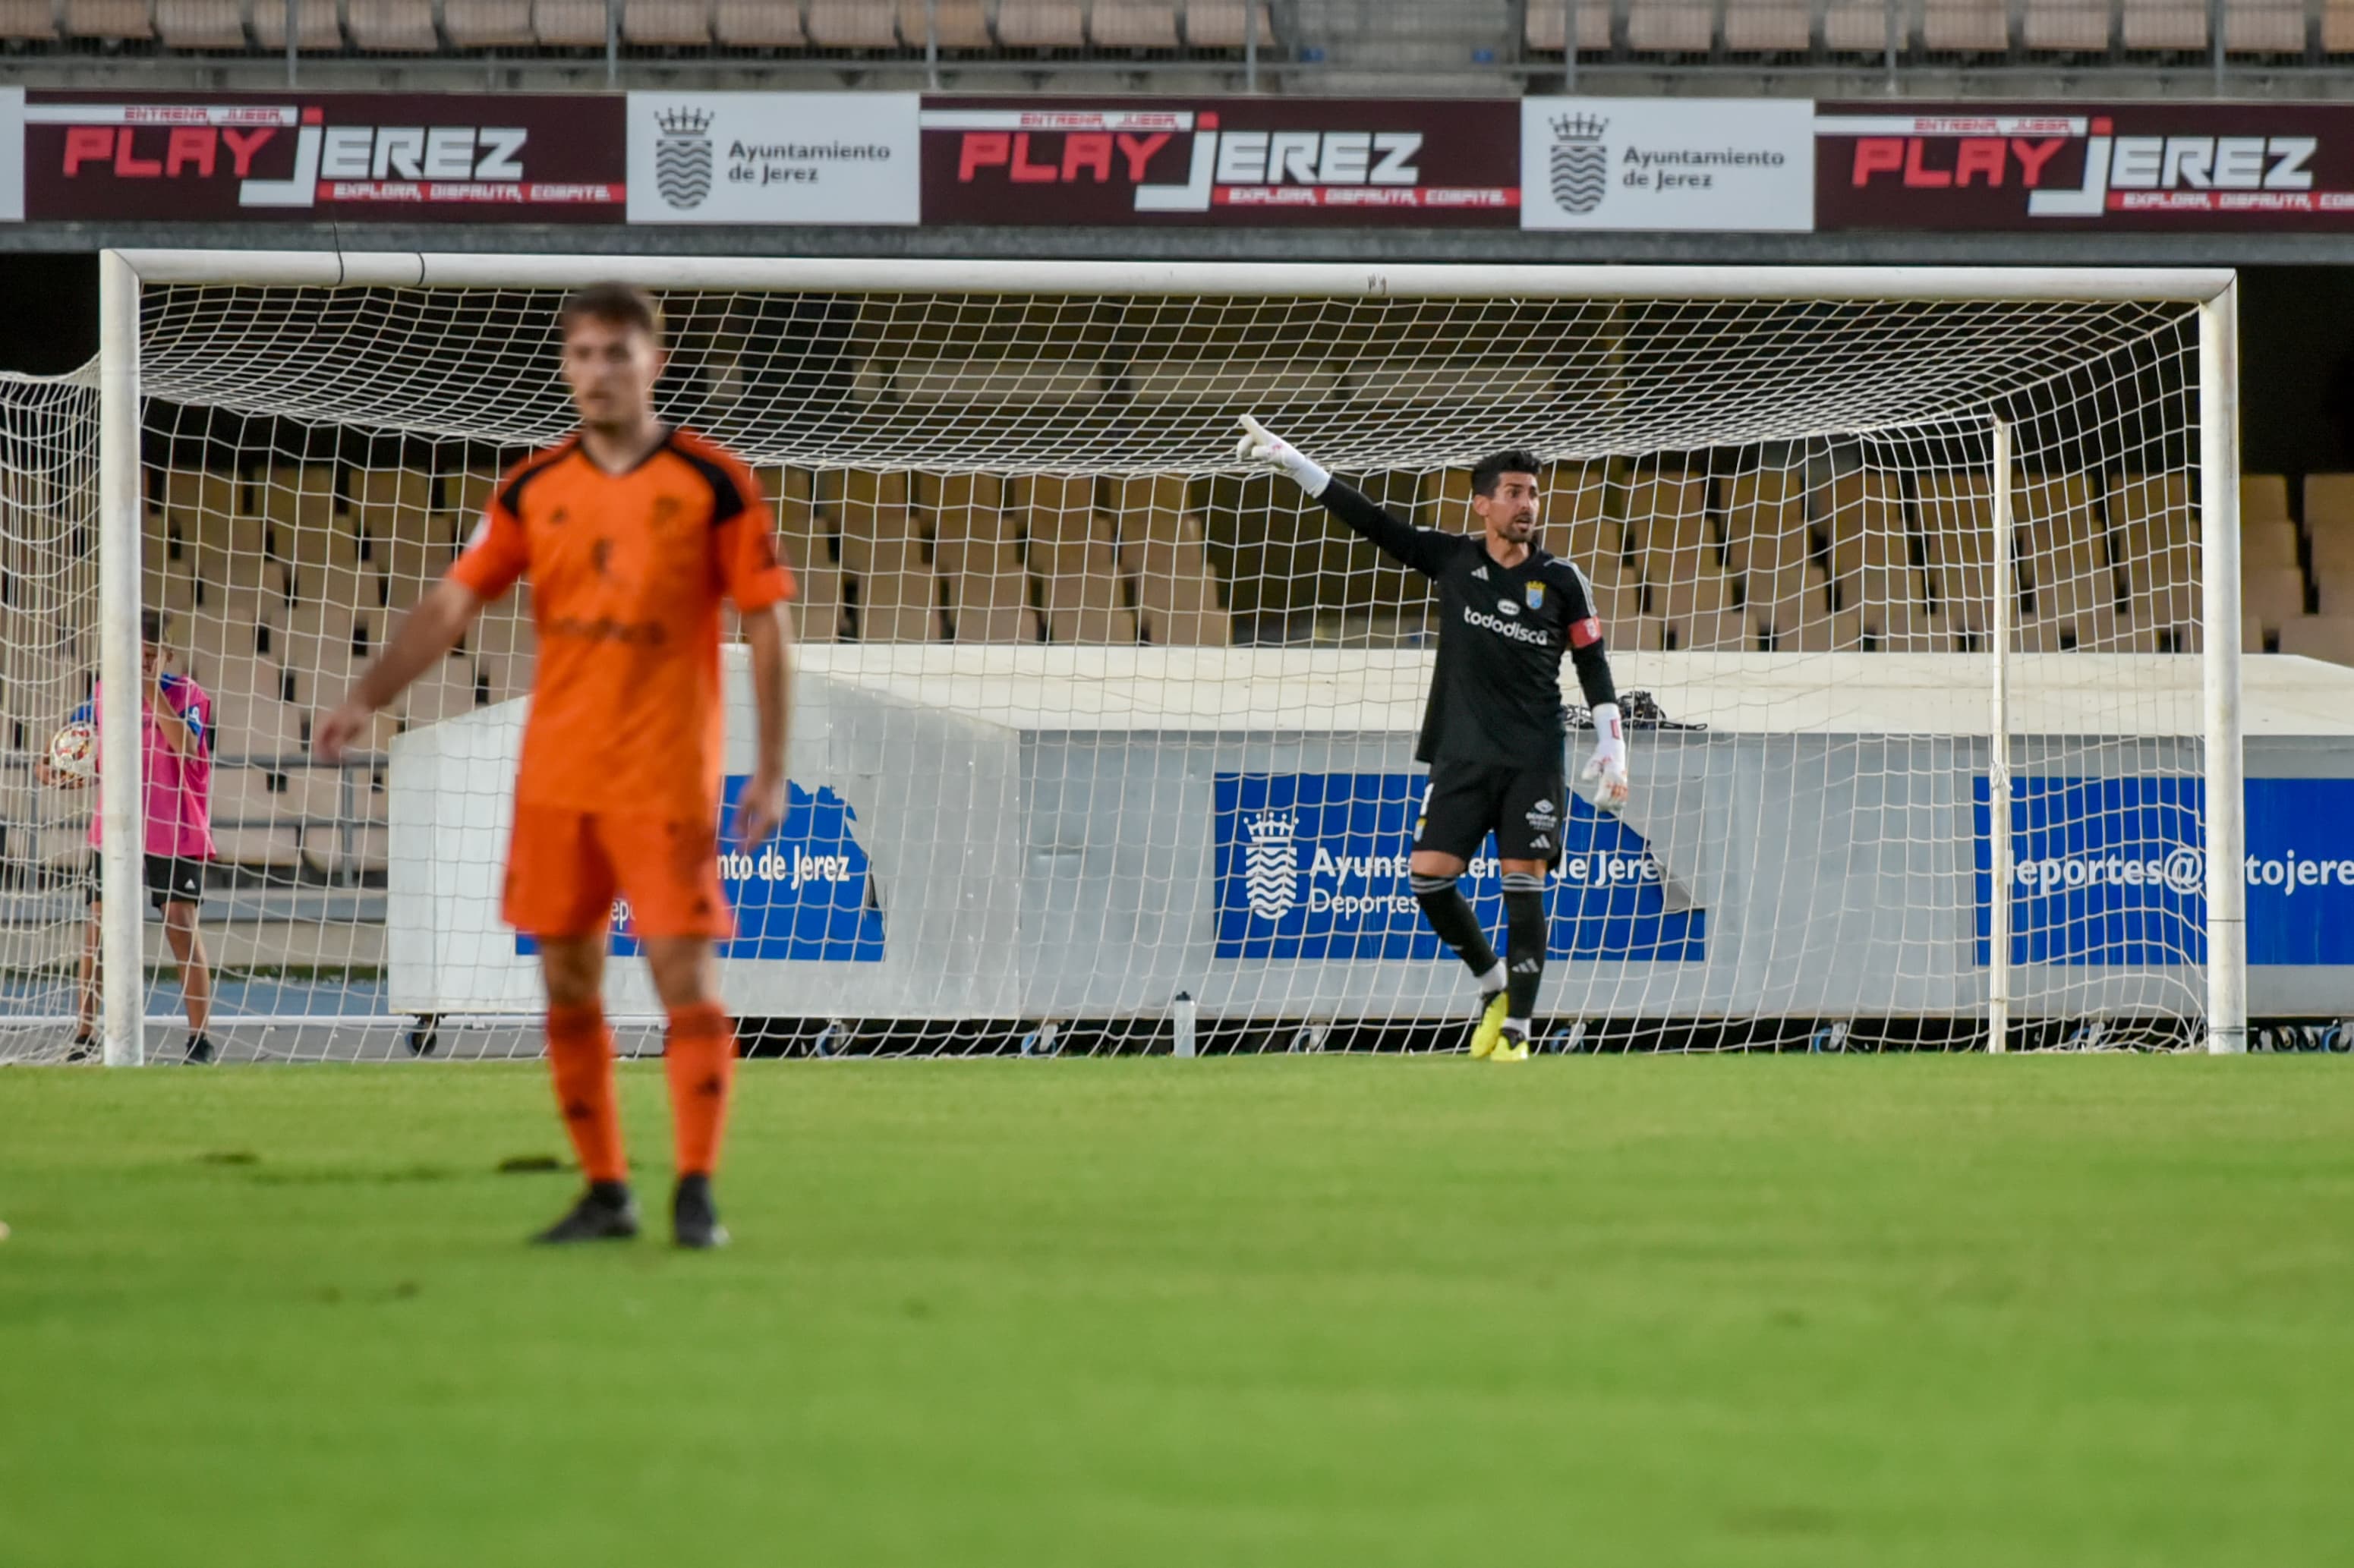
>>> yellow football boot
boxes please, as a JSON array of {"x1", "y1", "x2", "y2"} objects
[
  {"x1": 1468, "y1": 990, "x2": 1510, "y2": 1060},
  {"x1": 1489, "y1": 1024, "x2": 1532, "y2": 1063}
]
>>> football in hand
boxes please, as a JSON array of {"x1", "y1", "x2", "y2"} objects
[{"x1": 48, "y1": 720, "x2": 96, "y2": 782}]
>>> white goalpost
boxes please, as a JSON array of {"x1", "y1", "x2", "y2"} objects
[{"x1": 0, "y1": 252, "x2": 2245, "y2": 1063}]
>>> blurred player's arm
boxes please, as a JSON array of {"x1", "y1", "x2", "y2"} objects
[
  {"x1": 719, "y1": 464, "x2": 796, "y2": 850},
  {"x1": 735, "y1": 603, "x2": 793, "y2": 849},
  {"x1": 1556, "y1": 565, "x2": 1628, "y2": 814},
  {"x1": 1237, "y1": 414, "x2": 1454, "y2": 578},
  {"x1": 314, "y1": 578, "x2": 485, "y2": 763}
]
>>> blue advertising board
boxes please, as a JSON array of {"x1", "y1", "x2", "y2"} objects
[
  {"x1": 1212, "y1": 772, "x2": 1703, "y2": 962},
  {"x1": 517, "y1": 777, "x2": 884, "y2": 962},
  {"x1": 1974, "y1": 776, "x2": 2354, "y2": 967}
]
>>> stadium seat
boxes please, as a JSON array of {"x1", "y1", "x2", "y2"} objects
[
  {"x1": 2277, "y1": 615, "x2": 2354, "y2": 664},
  {"x1": 532, "y1": 0, "x2": 609, "y2": 46},
  {"x1": 154, "y1": 0, "x2": 248, "y2": 46},
  {"x1": 1013, "y1": 474, "x2": 1099, "y2": 548},
  {"x1": 347, "y1": 0, "x2": 440, "y2": 49},
  {"x1": 2014, "y1": 472, "x2": 2105, "y2": 620},
  {"x1": 250, "y1": 0, "x2": 344, "y2": 49},
  {"x1": 1622, "y1": 466, "x2": 1708, "y2": 553},
  {"x1": 2243, "y1": 565, "x2": 2310, "y2": 638},
  {"x1": 856, "y1": 568, "x2": 946, "y2": 643},
  {"x1": 998, "y1": 0, "x2": 1084, "y2": 48},
  {"x1": 622, "y1": 0, "x2": 711, "y2": 45},
  {"x1": 208, "y1": 767, "x2": 301, "y2": 874},
  {"x1": 1720, "y1": 471, "x2": 1808, "y2": 580},
  {"x1": 1538, "y1": 462, "x2": 1618, "y2": 573},
  {"x1": 830, "y1": 483, "x2": 920, "y2": 562},
  {"x1": 2313, "y1": 521, "x2": 2354, "y2": 583},
  {"x1": 1034, "y1": 535, "x2": 1139, "y2": 644},
  {"x1": 258, "y1": 464, "x2": 337, "y2": 539},
  {"x1": 2302, "y1": 471, "x2": 2354, "y2": 531},
  {"x1": 1923, "y1": 0, "x2": 2010, "y2": 49},
  {"x1": 1090, "y1": 0, "x2": 1180, "y2": 48},
  {"x1": 2122, "y1": 0, "x2": 2208, "y2": 48},
  {"x1": 0, "y1": 2, "x2": 59, "y2": 39},
  {"x1": 936, "y1": 505, "x2": 1035, "y2": 642},
  {"x1": 714, "y1": 0, "x2": 802, "y2": 44},
  {"x1": 1721, "y1": 0, "x2": 1814, "y2": 50},
  {"x1": 1183, "y1": 0, "x2": 1272, "y2": 48},
  {"x1": 443, "y1": 0, "x2": 535, "y2": 46},
  {"x1": 1626, "y1": 0, "x2": 1717, "y2": 51},
  {"x1": 1115, "y1": 502, "x2": 1228, "y2": 647},
  {"x1": 1822, "y1": 0, "x2": 1898, "y2": 49},
  {"x1": 2242, "y1": 472, "x2": 2292, "y2": 525},
  {"x1": 2226, "y1": 0, "x2": 2306, "y2": 51},
  {"x1": 1914, "y1": 472, "x2": 1995, "y2": 617},
  {"x1": 1525, "y1": 0, "x2": 1615, "y2": 50},
  {"x1": 793, "y1": 562, "x2": 846, "y2": 644},
  {"x1": 2325, "y1": 0, "x2": 2354, "y2": 50},
  {"x1": 2110, "y1": 472, "x2": 2197, "y2": 607},
  {"x1": 808, "y1": 0, "x2": 899, "y2": 46},
  {"x1": 2021, "y1": 0, "x2": 2113, "y2": 47},
  {"x1": 63, "y1": 0, "x2": 156, "y2": 40},
  {"x1": 399, "y1": 666, "x2": 485, "y2": 728},
  {"x1": 2242, "y1": 518, "x2": 2301, "y2": 572},
  {"x1": 2318, "y1": 566, "x2": 2354, "y2": 617}
]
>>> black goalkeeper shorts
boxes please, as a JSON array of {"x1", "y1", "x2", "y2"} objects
[
  {"x1": 1413, "y1": 761, "x2": 1568, "y2": 866},
  {"x1": 85, "y1": 851, "x2": 206, "y2": 914}
]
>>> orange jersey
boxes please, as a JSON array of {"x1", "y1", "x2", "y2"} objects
[{"x1": 446, "y1": 427, "x2": 792, "y2": 818}]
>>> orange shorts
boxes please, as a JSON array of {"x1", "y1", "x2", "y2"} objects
[{"x1": 503, "y1": 804, "x2": 732, "y2": 941}]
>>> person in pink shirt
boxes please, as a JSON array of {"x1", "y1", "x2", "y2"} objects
[{"x1": 39, "y1": 610, "x2": 218, "y2": 1063}]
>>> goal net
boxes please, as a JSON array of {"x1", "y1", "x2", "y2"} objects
[{"x1": 0, "y1": 257, "x2": 2244, "y2": 1062}]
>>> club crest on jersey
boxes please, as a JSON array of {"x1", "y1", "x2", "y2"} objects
[{"x1": 1526, "y1": 582, "x2": 1546, "y2": 609}]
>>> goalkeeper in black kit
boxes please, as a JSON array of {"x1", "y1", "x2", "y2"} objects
[{"x1": 1239, "y1": 416, "x2": 1629, "y2": 1063}]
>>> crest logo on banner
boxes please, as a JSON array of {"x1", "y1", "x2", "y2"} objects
[
  {"x1": 1549, "y1": 112, "x2": 1609, "y2": 214},
  {"x1": 654, "y1": 105, "x2": 714, "y2": 210},
  {"x1": 1244, "y1": 812, "x2": 1300, "y2": 920}
]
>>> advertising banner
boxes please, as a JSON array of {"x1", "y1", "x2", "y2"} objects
[
  {"x1": 626, "y1": 91, "x2": 919, "y2": 225},
  {"x1": 1974, "y1": 776, "x2": 2354, "y2": 967},
  {"x1": 920, "y1": 96, "x2": 1520, "y2": 225},
  {"x1": 1212, "y1": 772, "x2": 1705, "y2": 962},
  {"x1": 21, "y1": 91, "x2": 623, "y2": 222},
  {"x1": 1819, "y1": 102, "x2": 2354, "y2": 231},
  {"x1": 1521, "y1": 96, "x2": 1813, "y2": 231},
  {"x1": 518, "y1": 777, "x2": 887, "y2": 963},
  {"x1": 0, "y1": 87, "x2": 22, "y2": 223}
]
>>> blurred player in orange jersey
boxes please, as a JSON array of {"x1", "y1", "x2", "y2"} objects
[{"x1": 316, "y1": 284, "x2": 793, "y2": 1250}]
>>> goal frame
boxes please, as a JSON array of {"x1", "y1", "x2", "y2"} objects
[{"x1": 88, "y1": 250, "x2": 2248, "y2": 1063}]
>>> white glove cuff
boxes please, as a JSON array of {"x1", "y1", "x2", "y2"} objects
[
  {"x1": 1284, "y1": 452, "x2": 1331, "y2": 498},
  {"x1": 1590, "y1": 702, "x2": 1626, "y2": 767}
]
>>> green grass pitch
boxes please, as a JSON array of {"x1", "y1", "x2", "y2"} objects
[{"x1": 3, "y1": 1057, "x2": 2351, "y2": 1566}]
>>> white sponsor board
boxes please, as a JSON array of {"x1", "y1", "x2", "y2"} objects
[
  {"x1": 627, "y1": 92, "x2": 919, "y2": 225},
  {"x1": 0, "y1": 88, "x2": 23, "y2": 222},
  {"x1": 1521, "y1": 97, "x2": 1813, "y2": 231}
]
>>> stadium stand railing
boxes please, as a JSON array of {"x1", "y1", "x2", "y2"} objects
[{"x1": 2, "y1": 0, "x2": 2345, "y2": 87}]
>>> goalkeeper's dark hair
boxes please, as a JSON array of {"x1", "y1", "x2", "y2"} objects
[
  {"x1": 140, "y1": 609, "x2": 167, "y2": 648},
  {"x1": 559, "y1": 283, "x2": 665, "y2": 348},
  {"x1": 1470, "y1": 449, "x2": 1545, "y2": 496}
]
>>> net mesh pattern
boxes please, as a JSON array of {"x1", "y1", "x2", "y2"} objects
[{"x1": 0, "y1": 281, "x2": 2214, "y2": 1060}]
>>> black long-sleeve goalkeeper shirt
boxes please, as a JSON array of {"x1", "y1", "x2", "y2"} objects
[{"x1": 1317, "y1": 478, "x2": 1618, "y2": 768}]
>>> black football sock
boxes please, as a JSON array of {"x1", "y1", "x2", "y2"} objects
[
  {"x1": 1410, "y1": 874, "x2": 1500, "y2": 978},
  {"x1": 1502, "y1": 873, "x2": 1549, "y2": 1023}
]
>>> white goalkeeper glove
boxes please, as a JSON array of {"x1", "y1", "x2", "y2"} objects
[
  {"x1": 1580, "y1": 701, "x2": 1630, "y2": 815},
  {"x1": 1236, "y1": 414, "x2": 1331, "y2": 498}
]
